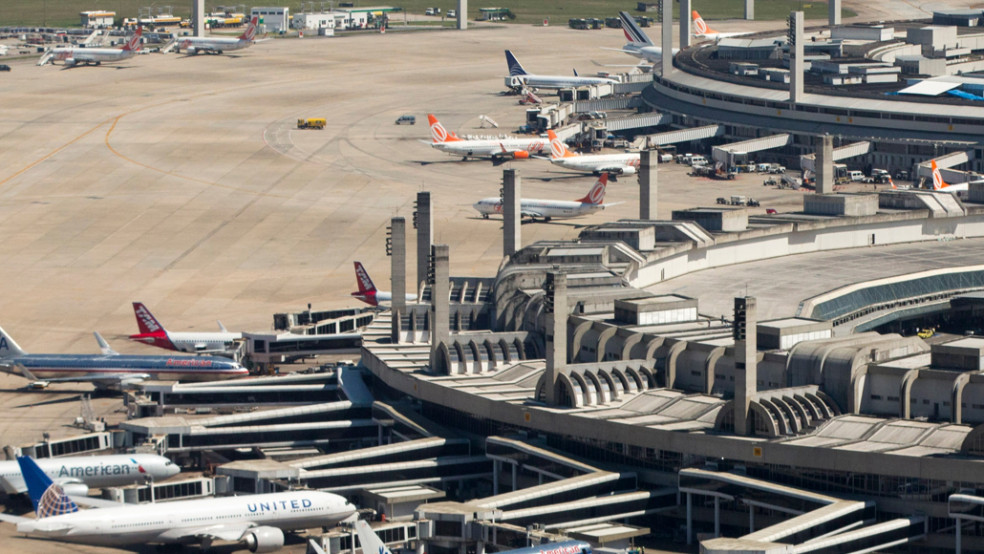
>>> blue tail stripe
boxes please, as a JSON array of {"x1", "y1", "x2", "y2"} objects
[
  {"x1": 504, "y1": 50, "x2": 527, "y2": 76},
  {"x1": 17, "y1": 456, "x2": 79, "y2": 518}
]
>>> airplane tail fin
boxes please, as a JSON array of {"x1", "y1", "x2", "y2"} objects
[
  {"x1": 427, "y1": 114, "x2": 461, "y2": 143},
  {"x1": 240, "y1": 15, "x2": 260, "y2": 41},
  {"x1": 355, "y1": 520, "x2": 394, "y2": 554},
  {"x1": 354, "y1": 262, "x2": 378, "y2": 295},
  {"x1": 931, "y1": 160, "x2": 948, "y2": 190},
  {"x1": 17, "y1": 456, "x2": 79, "y2": 518},
  {"x1": 889, "y1": 177, "x2": 897, "y2": 190},
  {"x1": 0, "y1": 325, "x2": 26, "y2": 358},
  {"x1": 505, "y1": 50, "x2": 528, "y2": 76},
  {"x1": 94, "y1": 332, "x2": 118, "y2": 356},
  {"x1": 132, "y1": 302, "x2": 167, "y2": 335},
  {"x1": 576, "y1": 174, "x2": 609, "y2": 205},
  {"x1": 619, "y1": 11, "x2": 653, "y2": 45},
  {"x1": 547, "y1": 130, "x2": 577, "y2": 160},
  {"x1": 692, "y1": 11, "x2": 719, "y2": 36},
  {"x1": 123, "y1": 26, "x2": 143, "y2": 51},
  {"x1": 217, "y1": 320, "x2": 229, "y2": 332}
]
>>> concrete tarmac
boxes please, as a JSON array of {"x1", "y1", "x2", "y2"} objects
[{"x1": 0, "y1": 1, "x2": 971, "y2": 551}]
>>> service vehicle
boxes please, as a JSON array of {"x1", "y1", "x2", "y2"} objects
[{"x1": 297, "y1": 117, "x2": 326, "y2": 129}]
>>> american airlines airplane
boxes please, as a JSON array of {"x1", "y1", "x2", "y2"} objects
[
  {"x1": 356, "y1": 518, "x2": 593, "y2": 554},
  {"x1": 176, "y1": 16, "x2": 261, "y2": 55},
  {"x1": 0, "y1": 456, "x2": 356, "y2": 552},
  {"x1": 428, "y1": 114, "x2": 548, "y2": 162},
  {"x1": 42, "y1": 27, "x2": 142, "y2": 67},
  {"x1": 351, "y1": 262, "x2": 417, "y2": 307},
  {"x1": 546, "y1": 130, "x2": 640, "y2": 177},
  {"x1": 474, "y1": 174, "x2": 613, "y2": 222},
  {"x1": 0, "y1": 324, "x2": 248, "y2": 389},
  {"x1": 129, "y1": 302, "x2": 243, "y2": 355},
  {"x1": 0, "y1": 454, "x2": 178, "y2": 496},
  {"x1": 505, "y1": 50, "x2": 619, "y2": 90}
]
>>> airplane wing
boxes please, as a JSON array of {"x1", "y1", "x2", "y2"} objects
[
  {"x1": 0, "y1": 512, "x2": 31, "y2": 524},
  {"x1": 17, "y1": 365, "x2": 150, "y2": 389},
  {"x1": 157, "y1": 521, "x2": 257, "y2": 543},
  {"x1": 68, "y1": 495, "x2": 128, "y2": 509},
  {"x1": 592, "y1": 59, "x2": 651, "y2": 68},
  {"x1": 520, "y1": 209, "x2": 544, "y2": 219}
]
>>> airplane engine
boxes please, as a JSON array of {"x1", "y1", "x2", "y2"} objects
[
  {"x1": 185, "y1": 47, "x2": 197, "y2": 55},
  {"x1": 59, "y1": 482, "x2": 89, "y2": 496},
  {"x1": 64, "y1": 58, "x2": 77, "y2": 66},
  {"x1": 243, "y1": 526, "x2": 284, "y2": 553},
  {"x1": 621, "y1": 166, "x2": 637, "y2": 176}
]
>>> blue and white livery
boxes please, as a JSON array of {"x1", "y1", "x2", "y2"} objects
[{"x1": 505, "y1": 50, "x2": 618, "y2": 90}]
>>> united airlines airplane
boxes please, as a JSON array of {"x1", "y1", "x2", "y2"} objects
[
  {"x1": 0, "y1": 453, "x2": 178, "y2": 496},
  {"x1": 0, "y1": 324, "x2": 248, "y2": 389},
  {"x1": 0, "y1": 456, "x2": 356, "y2": 552}
]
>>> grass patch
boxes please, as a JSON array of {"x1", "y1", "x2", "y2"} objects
[{"x1": 0, "y1": 1, "x2": 855, "y2": 29}]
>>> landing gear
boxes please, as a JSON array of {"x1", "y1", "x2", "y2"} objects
[{"x1": 482, "y1": 214, "x2": 489, "y2": 219}]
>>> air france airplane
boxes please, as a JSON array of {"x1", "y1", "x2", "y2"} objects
[
  {"x1": 129, "y1": 302, "x2": 243, "y2": 355},
  {"x1": 176, "y1": 15, "x2": 262, "y2": 55},
  {"x1": 351, "y1": 262, "x2": 417, "y2": 307},
  {"x1": 0, "y1": 456, "x2": 356, "y2": 552},
  {"x1": 0, "y1": 324, "x2": 248, "y2": 389},
  {"x1": 474, "y1": 174, "x2": 614, "y2": 222},
  {"x1": 546, "y1": 130, "x2": 640, "y2": 177},
  {"x1": 505, "y1": 50, "x2": 619, "y2": 90},
  {"x1": 608, "y1": 11, "x2": 678, "y2": 63},
  {"x1": 42, "y1": 27, "x2": 142, "y2": 67},
  {"x1": 0, "y1": 454, "x2": 178, "y2": 496}
]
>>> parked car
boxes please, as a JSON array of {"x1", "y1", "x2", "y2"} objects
[
  {"x1": 0, "y1": 64, "x2": 10, "y2": 72},
  {"x1": 447, "y1": 9, "x2": 456, "y2": 18},
  {"x1": 395, "y1": 114, "x2": 416, "y2": 125}
]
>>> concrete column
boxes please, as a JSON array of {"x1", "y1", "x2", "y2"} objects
[
  {"x1": 639, "y1": 150, "x2": 657, "y2": 220},
  {"x1": 815, "y1": 135, "x2": 834, "y2": 195},
  {"x1": 193, "y1": 0, "x2": 206, "y2": 37},
  {"x1": 679, "y1": 0, "x2": 692, "y2": 49},
  {"x1": 661, "y1": 0, "x2": 673, "y2": 76},
  {"x1": 686, "y1": 492, "x2": 693, "y2": 545},
  {"x1": 956, "y1": 517, "x2": 962, "y2": 554},
  {"x1": 789, "y1": 11, "x2": 805, "y2": 103},
  {"x1": 749, "y1": 506, "x2": 755, "y2": 532},
  {"x1": 544, "y1": 272, "x2": 567, "y2": 405},
  {"x1": 511, "y1": 462, "x2": 517, "y2": 491},
  {"x1": 714, "y1": 497, "x2": 721, "y2": 537},
  {"x1": 389, "y1": 217, "x2": 406, "y2": 343},
  {"x1": 734, "y1": 296, "x2": 757, "y2": 436},
  {"x1": 416, "y1": 191, "x2": 433, "y2": 295},
  {"x1": 476, "y1": 542, "x2": 485, "y2": 554},
  {"x1": 745, "y1": 0, "x2": 754, "y2": 20},
  {"x1": 458, "y1": 0, "x2": 468, "y2": 30},
  {"x1": 502, "y1": 169, "x2": 521, "y2": 257},
  {"x1": 493, "y1": 459, "x2": 499, "y2": 494},
  {"x1": 428, "y1": 245, "x2": 450, "y2": 372},
  {"x1": 829, "y1": 0, "x2": 842, "y2": 26}
]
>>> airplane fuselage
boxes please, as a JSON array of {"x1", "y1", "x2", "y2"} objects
[
  {"x1": 511, "y1": 74, "x2": 618, "y2": 90},
  {"x1": 178, "y1": 37, "x2": 252, "y2": 54},
  {"x1": 51, "y1": 48, "x2": 136, "y2": 65},
  {"x1": 434, "y1": 137, "x2": 547, "y2": 158},
  {"x1": 2, "y1": 354, "x2": 247, "y2": 382},
  {"x1": 130, "y1": 330, "x2": 243, "y2": 354},
  {"x1": 0, "y1": 454, "x2": 178, "y2": 495},
  {"x1": 552, "y1": 153, "x2": 641, "y2": 175},
  {"x1": 16, "y1": 490, "x2": 354, "y2": 547},
  {"x1": 473, "y1": 198, "x2": 602, "y2": 220}
]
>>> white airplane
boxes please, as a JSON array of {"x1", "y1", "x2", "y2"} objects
[
  {"x1": 607, "y1": 11, "x2": 678, "y2": 63},
  {"x1": 474, "y1": 174, "x2": 613, "y2": 222},
  {"x1": 692, "y1": 10, "x2": 750, "y2": 40},
  {"x1": 0, "y1": 454, "x2": 178, "y2": 496},
  {"x1": 0, "y1": 455, "x2": 356, "y2": 552},
  {"x1": 505, "y1": 50, "x2": 619, "y2": 90},
  {"x1": 42, "y1": 27, "x2": 142, "y2": 67},
  {"x1": 931, "y1": 159, "x2": 971, "y2": 193},
  {"x1": 428, "y1": 114, "x2": 548, "y2": 163},
  {"x1": 176, "y1": 15, "x2": 261, "y2": 55},
  {"x1": 351, "y1": 262, "x2": 418, "y2": 307},
  {"x1": 128, "y1": 302, "x2": 242, "y2": 355},
  {"x1": 546, "y1": 130, "x2": 641, "y2": 177}
]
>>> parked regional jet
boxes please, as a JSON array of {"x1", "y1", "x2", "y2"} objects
[
  {"x1": 931, "y1": 159, "x2": 971, "y2": 193},
  {"x1": 474, "y1": 174, "x2": 613, "y2": 222},
  {"x1": 692, "y1": 10, "x2": 750, "y2": 40},
  {"x1": 428, "y1": 114, "x2": 548, "y2": 162},
  {"x1": 41, "y1": 27, "x2": 142, "y2": 67},
  {"x1": 176, "y1": 15, "x2": 262, "y2": 55},
  {"x1": 0, "y1": 325, "x2": 248, "y2": 389},
  {"x1": 0, "y1": 454, "x2": 178, "y2": 496},
  {"x1": 351, "y1": 262, "x2": 418, "y2": 308},
  {"x1": 505, "y1": 50, "x2": 619, "y2": 90},
  {"x1": 608, "y1": 11, "x2": 678, "y2": 63},
  {"x1": 355, "y1": 517, "x2": 593, "y2": 554},
  {"x1": 129, "y1": 302, "x2": 243, "y2": 355},
  {"x1": 546, "y1": 130, "x2": 640, "y2": 176},
  {"x1": 0, "y1": 456, "x2": 356, "y2": 552}
]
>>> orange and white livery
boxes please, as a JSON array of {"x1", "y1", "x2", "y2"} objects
[
  {"x1": 43, "y1": 27, "x2": 142, "y2": 66},
  {"x1": 546, "y1": 130, "x2": 641, "y2": 177},
  {"x1": 929, "y1": 159, "x2": 974, "y2": 193},
  {"x1": 473, "y1": 174, "x2": 615, "y2": 222},
  {"x1": 177, "y1": 16, "x2": 264, "y2": 55},
  {"x1": 692, "y1": 10, "x2": 749, "y2": 40},
  {"x1": 427, "y1": 114, "x2": 548, "y2": 162}
]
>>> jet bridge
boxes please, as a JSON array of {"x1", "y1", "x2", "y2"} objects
[
  {"x1": 799, "y1": 141, "x2": 872, "y2": 172},
  {"x1": 712, "y1": 134, "x2": 792, "y2": 168}
]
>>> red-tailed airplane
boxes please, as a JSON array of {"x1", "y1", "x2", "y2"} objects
[{"x1": 351, "y1": 262, "x2": 417, "y2": 307}]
